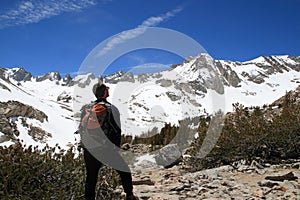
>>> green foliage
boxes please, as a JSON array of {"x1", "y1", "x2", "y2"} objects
[
  {"x1": 187, "y1": 94, "x2": 300, "y2": 171},
  {"x1": 95, "y1": 167, "x2": 122, "y2": 200},
  {"x1": 0, "y1": 142, "x2": 122, "y2": 199},
  {"x1": 122, "y1": 123, "x2": 179, "y2": 151},
  {"x1": 119, "y1": 91, "x2": 300, "y2": 172}
]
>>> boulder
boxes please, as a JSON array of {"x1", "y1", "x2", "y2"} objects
[{"x1": 154, "y1": 144, "x2": 182, "y2": 168}]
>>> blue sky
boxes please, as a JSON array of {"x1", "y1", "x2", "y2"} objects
[{"x1": 0, "y1": 0, "x2": 299, "y2": 77}]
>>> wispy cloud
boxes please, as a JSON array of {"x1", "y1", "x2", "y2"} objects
[
  {"x1": 128, "y1": 63, "x2": 171, "y2": 74},
  {"x1": 97, "y1": 7, "x2": 183, "y2": 56},
  {"x1": 0, "y1": 0, "x2": 97, "y2": 29}
]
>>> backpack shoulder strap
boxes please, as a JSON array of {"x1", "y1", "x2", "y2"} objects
[{"x1": 103, "y1": 102, "x2": 118, "y2": 133}]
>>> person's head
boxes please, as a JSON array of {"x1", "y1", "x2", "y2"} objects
[{"x1": 93, "y1": 83, "x2": 109, "y2": 99}]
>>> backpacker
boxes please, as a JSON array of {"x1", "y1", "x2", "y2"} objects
[{"x1": 75, "y1": 101, "x2": 119, "y2": 150}]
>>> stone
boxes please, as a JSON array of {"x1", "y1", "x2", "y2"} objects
[
  {"x1": 154, "y1": 144, "x2": 182, "y2": 168},
  {"x1": 265, "y1": 171, "x2": 297, "y2": 182},
  {"x1": 253, "y1": 189, "x2": 265, "y2": 198},
  {"x1": 121, "y1": 143, "x2": 131, "y2": 151},
  {"x1": 281, "y1": 180, "x2": 298, "y2": 190},
  {"x1": 133, "y1": 177, "x2": 155, "y2": 186},
  {"x1": 291, "y1": 162, "x2": 300, "y2": 169},
  {"x1": 258, "y1": 180, "x2": 279, "y2": 188}
]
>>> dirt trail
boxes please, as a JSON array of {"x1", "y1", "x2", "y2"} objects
[{"x1": 128, "y1": 161, "x2": 300, "y2": 200}]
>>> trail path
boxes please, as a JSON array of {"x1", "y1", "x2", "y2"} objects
[{"x1": 128, "y1": 160, "x2": 300, "y2": 200}]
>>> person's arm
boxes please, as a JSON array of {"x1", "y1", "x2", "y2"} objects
[{"x1": 109, "y1": 105, "x2": 121, "y2": 147}]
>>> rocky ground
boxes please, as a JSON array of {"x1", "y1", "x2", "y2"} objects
[{"x1": 120, "y1": 160, "x2": 300, "y2": 200}]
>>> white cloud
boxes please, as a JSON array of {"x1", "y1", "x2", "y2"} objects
[
  {"x1": 0, "y1": 0, "x2": 97, "y2": 29},
  {"x1": 97, "y1": 7, "x2": 183, "y2": 56},
  {"x1": 140, "y1": 7, "x2": 182, "y2": 27},
  {"x1": 125, "y1": 63, "x2": 171, "y2": 74}
]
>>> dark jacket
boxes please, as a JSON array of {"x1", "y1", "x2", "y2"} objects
[{"x1": 93, "y1": 98, "x2": 121, "y2": 147}]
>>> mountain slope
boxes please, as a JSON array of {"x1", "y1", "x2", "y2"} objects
[
  {"x1": 1, "y1": 54, "x2": 300, "y2": 148},
  {"x1": 0, "y1": 73, "x2": 75, "y2": 148}
]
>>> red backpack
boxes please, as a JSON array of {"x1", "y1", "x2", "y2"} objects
[
  {"x1": 75, "y1": 101, "x2": 119, "y2": 149},
  {"x1": 80, "y1": 102, "x2": 109, "y2": 131}
]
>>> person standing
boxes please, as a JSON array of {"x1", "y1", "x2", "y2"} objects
[{"x1": 80, "y1": 82, "x2": 138, "y2": 200}]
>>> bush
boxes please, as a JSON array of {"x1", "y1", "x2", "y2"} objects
[
  {"x1": 187, "y1": 96, "x2": 300, "y2": 171},
  {"x1": 0, "y1": 142, "x2": 122, "y2": 199}
]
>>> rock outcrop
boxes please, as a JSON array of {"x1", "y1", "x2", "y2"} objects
[
  {"x1": 7, "y1": 67, "x2": 33, "y2": 82},
  {"x1": 57, "y1": 91, "x2": 72, "y2": 103},
  {"x1": 0, "y1": 101, "x2": 49, "y2": 143},
  {"x1": 36, "y1": 71, "x2": 61, "y2": 82},
  {"x1": 104, "y1": 71, "x2": 135, "y2": 84},
  {"x1": 62, "y1": 73, "x2": 73, "y2": 86}
]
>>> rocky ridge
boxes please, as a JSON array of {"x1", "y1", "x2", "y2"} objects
[
  {"x1": 4, "y1": 54, "x2": 299, "y2": 88},
  {"x1": 1, "y1": 67, "x2": 75, "y2": 86},
  {"x1": 101, "y1": 55, "x2": 300, "y2": 88}
]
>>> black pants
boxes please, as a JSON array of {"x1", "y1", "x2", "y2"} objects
[{"x1": 83, "y1": 148, "x2": 133, "y2": 200}]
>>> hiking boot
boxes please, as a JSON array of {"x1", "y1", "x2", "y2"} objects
[{"x1": 126, "y1": 194, "x2": 139, "y2": 200}]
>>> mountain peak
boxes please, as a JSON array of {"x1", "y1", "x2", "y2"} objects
[
  {"x1": 36, "y1": 71, "x2": 61, "y2": 82},
  {"x1": 104, "y1": 71, "x2": 135, "y2": 84},
  {"x1": 5, "y1": 67, "x2": 33, "y2": 82}
]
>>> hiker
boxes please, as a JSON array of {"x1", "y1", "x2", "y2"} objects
[{"x1": 80, "y1": 82, "x2": 138, "y2": 200}]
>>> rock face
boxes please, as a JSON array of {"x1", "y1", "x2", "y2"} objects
[
  {"x1": 62, "y1": 73, "x2": 73, "y2": 86},
  {"x1": 104, "y1": 71, "x2": 135, "y2": 84},
  {"x1": 137, "y1": 73, "x2": 150, "y2": 83},
  {"x1": 72, "y1": 73, "x2": 95, "y2": 88},
  {"x1": 0, "y1": 101, "x2": 48, "y2": 122},
  {"x1": 215, "y1": 61, "x2": 241, "y2": 87},
  {"x1": 0, "y1": 101, "x2": 49, "y2": 143},
  {"x1": 8, "y1": 67, "x2": 33, "y2": 82},
  {"x1": 194, "y1": 54, "x2": 224, "y2": 94},
  {"x1": 36, "y1": 71, "x2": 61, "y2": 82}
]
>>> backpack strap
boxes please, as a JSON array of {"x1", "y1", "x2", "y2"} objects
[{"x1": 104, "y1": 102, "x2": 118, "y2": 134}]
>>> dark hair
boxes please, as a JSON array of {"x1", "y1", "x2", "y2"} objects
[{"x1": 93, "y1": 83, "x2": 107, "y2": 99}]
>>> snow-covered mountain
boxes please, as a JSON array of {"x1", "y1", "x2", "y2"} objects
[{"x1": 1, "y1": 54, "x2": 300, "y2": 149}]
